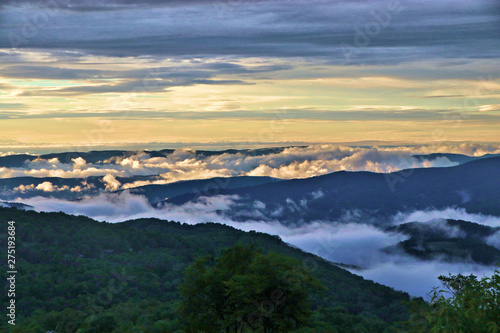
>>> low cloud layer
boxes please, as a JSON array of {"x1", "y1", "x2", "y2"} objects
[
  {"x1": 4, "y1": 143, "x2": 500, "y2": 187},
  {"x1": 20, "y1": 192, "x2": 500, "y2": 298},
  {"x1": 360, "y1": 261, "x2": 496, "y2": 298},
  {"x1": 392, "y1": 208, "x2": 500, "y2": 228}
]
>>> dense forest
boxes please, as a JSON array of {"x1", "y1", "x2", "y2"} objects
[{"x1": 0, "y1": 207, "x2": 414, "y2": 332}]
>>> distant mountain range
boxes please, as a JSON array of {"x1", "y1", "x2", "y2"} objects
[
  {"x1": 2, "y1": 153, "x2": 499, "y2": 226},
  {"x1": 162, "y1": 156, "x2": 500, "y2": 223},
  {"x1": 0, "y1": 175, "x2": 280, "y2": 202},
  {"x1": 0, "y1": 147, "x2": 294, "y2": 168}
]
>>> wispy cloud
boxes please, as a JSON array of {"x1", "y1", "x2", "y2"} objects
[
  {"x1": 1, "y1": 0, "x2": 498, "y2": 62},
  {"x1": 20, "y1": 191, "x2": 500, "y2": 297}
]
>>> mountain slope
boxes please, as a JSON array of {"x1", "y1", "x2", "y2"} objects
[
  {"x1": 0, "y1": 207, "x2": 411, "y2": 332},
  {"x1": 164, "y1": 157, "x2": 500, "y2": 224},
  {"x1": 125, "y1": 176, "x2": 280, "y2": 204},
  {"x1": 385, "y1": 219, "x2": 500, "y2": 264}
]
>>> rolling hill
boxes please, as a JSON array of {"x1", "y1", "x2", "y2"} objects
[
  {"x1": 163, "y1": 157, "x2": 500, "y2": 224},
  {"x1": 0, "y1": 207, "x2": 412, "y2": 332}
]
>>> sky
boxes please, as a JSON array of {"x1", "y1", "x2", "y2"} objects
[{"x1": 0, "y1": 0, "x2": 499, "y2": 150}]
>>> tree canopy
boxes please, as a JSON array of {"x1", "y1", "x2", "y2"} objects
[
  {"x1": 179, "y1": 244, "x2": 324, "y2": 333},
  {"x1": 408, "y1": 266, "x2": 500, "y2": 332},
  {"x1": 0, "y1": 207, "x2": 411, "y2": 332}
]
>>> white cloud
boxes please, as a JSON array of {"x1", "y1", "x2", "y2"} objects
[
  {"x1": 397, "y1": 218, "x2": 467, "y2": 239},
  {"x1": 2, "y1": 143, "x2": 500, "y2": 182},
  {"x1": 358, "y1": 261, "x2": 497, "y2": 299},
  {"x1": 14, "y1": 181, "x2": 90, "y2": 193},
  {"x1": 121, "y1": 179, "x2": 170, "y2": 189},
  {"x1": 22, "y1": 192, "x2": 237, "y2": 223},
  {"x1": 19, "y1": 191, "x2": 500, "y2": 297},
  {"x1": 102, "y1": 174, "x2": 121, "y2": 191},
  {"x1": 72, "y1": 157, "x2": 87, "y2": 169},
  {"x1": 36, "y1": 181, "x2": 55, "y2": 192},
  {"x1": 0, "y1": 152, "x2": 19, "y2": 157},
  {"x1": 70, "y1": 180, "x2": 96, "y2": 193},
  {"x1": 13, "y1": 184, "x2": 35, "y2": 193},
  {"x1": 392, "y1": 208, "x2": 500, "y2": 228},
  {"x1": 311, "y1": 190, "x2": 324, "y2": 200},
  {"x1": 34, "y1": 181, "x2": 70, "y2": 192},
  {"x1": 486, "y1": 231, "x2": 500, "y2": 250}
]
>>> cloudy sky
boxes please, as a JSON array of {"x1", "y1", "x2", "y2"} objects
[{"x1": 1, "y1": 0, "x2": 499, "y2": 150}]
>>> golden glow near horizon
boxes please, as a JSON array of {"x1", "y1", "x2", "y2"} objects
[
  {"x1": 1, "y1": 55, "x2": 499, "y2": 148},
  {"x1": 0, "y1": 0, "x2": 499, "y2": 149},
  {"x1": 1, "y1": 54, "x2": 499, "y2": 147}
]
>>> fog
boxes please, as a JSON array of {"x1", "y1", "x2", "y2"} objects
[{"x1": 21, "y1": 192, "x2": 500, "y2": 298}]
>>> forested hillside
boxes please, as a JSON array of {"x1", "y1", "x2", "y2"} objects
[{"x1": 0, "y1": 207, "x2": 412, "y2": 332}]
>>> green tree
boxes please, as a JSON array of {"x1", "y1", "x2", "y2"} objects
[
  {"x1": 179, "y1": 244, "x2": 323, "y2": 333},
  {"x1": 408, "y1": 266, "x2": 500, "y2": 332}
]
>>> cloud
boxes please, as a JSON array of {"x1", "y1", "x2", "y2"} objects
[
  {"x1": 13, "y1": 184, "x2": 35, "y2": 193},
  {"x1": 359, "y1": 261, "x2": 496, "y2": 299},
  {"x1": 3, "y1": 144, "x2": 500, "y2": 182},
  {"x1": 70, "y1": 180, "x2": 96, "y2": 193},
  {"x1": 0, "y1": 0, "x2": 271, "y2": 11},
  {"x1": 398, "y1": 218, "x2": 467, "y2": 239},
  {"x1": 22, "y1": 191, "x2": 237, "y2": 223},
  {"x1": 0, "y1": 63, "x2": 289, "y2": 81},
  {"x1": 275, "y1": 222, "x2": 409, "y2": 267},
  {"x1": 392, "y1": 208, "x2": 500, "y2": 228},
  {"x1": 14, "y1": 181, "x2": 72, "y2": 192},
  {"x1": 102, "y1": 174, "x2": 121, "y2": 191},
  {"x1": 19, "y1": 191, "x2": 500, "y2": 297},
  {"x1": 0, "y1": 152, "x2": 18, "y2": 157},
  {"x1": 121, "y1": 179, "x2": 170, "y2": 189},
  {"x1": 4, "y1": 109, "x2": 500, "y2": 122},
  {"x1": 72, "y1": 157, "x2": 87, "y2": 169},
  {"x1": 18, "y1": 78, "x2": 251, "y2": 96},
  {"x1": 0, "y1": 65, "x2": 106, "y2": 80},
  {"x1": 36, "y1": 181, "x2": 56, "y2": 192},
  {"x1": 0, "y1": 102, "x2": 27, "y2": 110},
  {"x1": 0, "y1": 0, "x2": 498, "y2": 63},
  {"x1": 486, "y1": 231, "x2": 500, "y2": 250},
  {"x1": 479, "y1": 104, "x2": 500, "y2": 112}
]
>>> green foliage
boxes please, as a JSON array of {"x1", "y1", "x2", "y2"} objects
[
  {"x1": 179, "y1": 244, "x2": 323, "y2": 332},
  {"x1": 0, "y1": 207, "x2": 410, "y2": 332},
  {"x1": 407, "y1": 266, "x2": 500, "y2": 332}
]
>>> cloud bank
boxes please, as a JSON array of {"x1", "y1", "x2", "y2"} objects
[
  {"x1": 4, "y1": 143, "x2": 499, "y2": 186},
  {"x1": 392, "y1": 208, "x2": 500, "y2": 228},
  {"x1": 20, "y1": 191, "x2": 500, "y2": 298}
]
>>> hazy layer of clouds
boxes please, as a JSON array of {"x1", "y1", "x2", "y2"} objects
[
  {"x1": 360, "y1": 261, "x2": 496, "y2": 298},
  {"x1": 392, "y1": 208, "x2": 500, "y2": 228},
  {"x1": 4, "y1": 109, "x2": 500, "y2": 122},
  {"x1": 1, "y1": 0, "x2": 498, "y2": 63},
  {"x1": 486, "y1": 231, "x2": 500, "y2": 250},
  {"x1": 0, "y1": 144, "x2": 471, "y2": 182},
  {"x1": 22, "y1": 192, "x2": 238, "y2": 223},
  {"x1": 2, "y1": 144, "x2": 500, "y2": 186},
  {"x1": 20, "y1": 191, "x2": 500, "y2": 297}
]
